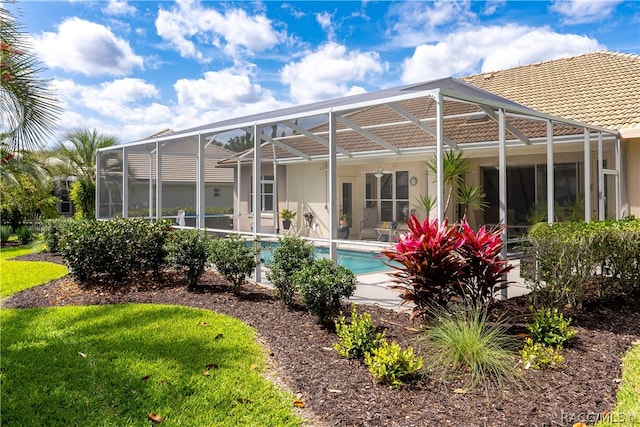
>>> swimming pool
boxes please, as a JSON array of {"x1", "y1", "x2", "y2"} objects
[{"x1": 259, "y1": 242, "x2": 392, "y2": 275}]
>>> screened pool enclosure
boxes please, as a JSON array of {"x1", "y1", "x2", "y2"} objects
[{"x1": 96, "y1": 77, "x2": 624, "y2": 272}]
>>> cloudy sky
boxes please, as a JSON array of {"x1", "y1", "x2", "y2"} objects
[{"x1": 8, "y1": 0, "x2": 640, "y2": 145}]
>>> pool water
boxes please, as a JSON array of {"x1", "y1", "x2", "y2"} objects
[{"x1": 259, "y1": 243, "x2": 392, "y2": 275}]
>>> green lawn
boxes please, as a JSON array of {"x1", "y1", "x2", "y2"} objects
[
  {"x1": 1, "y1": 304, "x2": 302, "y2": 426},
  {"x1": 0, "y1": 239, "x2": 68, "y2": 297},
  {"x1": 596, "y1": 342, "x2": 640, "y2": 426}
]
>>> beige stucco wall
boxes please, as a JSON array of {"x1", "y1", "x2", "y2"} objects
[
  {"x1": 627, "y1": 138, "x2": 640, "y2": 217},
  {"x1": 231, "y1": 139, "x2": 624, "y2": 238}
]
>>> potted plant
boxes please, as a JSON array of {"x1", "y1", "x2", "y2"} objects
[
  {"x1": 339, "y1": 213, "x2": 350, "y2": 227},
  {"x1": 280, "y1": 208, "x2": 296, "y2": 230}
]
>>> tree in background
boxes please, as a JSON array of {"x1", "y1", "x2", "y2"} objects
[
  {"x1": 0, "y1": 149, "x2": 58, "y2": 229},
  {"x1": 50, "y1": 128, "x2": 118, "y2": 218},
  {"x1": 1, "y1": 4, "x2": 60, "y2": 152},
  {"x1": 211, "y1": 133, "x2": 254, "y2": 153}
]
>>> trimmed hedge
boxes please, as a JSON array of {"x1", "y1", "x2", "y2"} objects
[
  {"x1": 58, "y1": 218, "x2": 172, "y2": 284},
  {"x1": 523, "y1": 217, "x2": 640, "y2": 307}
]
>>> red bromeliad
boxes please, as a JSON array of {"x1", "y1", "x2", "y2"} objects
[{"x1": 381, "y1": 215, "x2": 512, "y2": 319}]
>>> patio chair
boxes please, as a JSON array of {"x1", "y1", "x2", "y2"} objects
[{"x1": 359, "y1": 207, "x2": 379, "y2": 240}]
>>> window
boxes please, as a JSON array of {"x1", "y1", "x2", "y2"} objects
[
  {"x1": 250, "y1": 175, "x2": 274, "y2": 212},
  {"x1": 365, "y1": 171, "x2": 410, "y2": 222},
  {"x1": 482, "y1": 162, "x2": 580, "y2": 224},
  {"x1": 59, "y1": 201, "x2": 72, "y2": 214},
  {"x1": 213, "y1": 188, "x2": 220, "y2": 198}
]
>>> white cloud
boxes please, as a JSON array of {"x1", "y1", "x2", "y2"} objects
[
  {"x1": 482, "y1": 0, "x2": 506, "y2": 15},
  {"x1": 103, "y1": 0, "x2": 137, "y2": 16},
  {"x1": 174, "y1": 68, "x2": 271, "y2": 110},
  {"x1": 33, "y1": 17, "x2": 143, "y2": 76},
  {"x1": 386, "y1": 0, "x2": 475, "y2": 47},
  {"x1": 401, "y1": 25, "x2": 604, "y2": 83},
  {"x1": 52, "y1": 78, "x2": 169, "y2": 126},
  {"x1": 316, "y1": 11, "x2": 335, "y2": 40},
  {"x1": 281, "y1": 42, "x2": 386, "y2": 104},
  {"x1": 550, "y1": 0, "x2": 623, "y2": 24},
  {"x1": 155, "y1": 0, "x2": 282, "y2": 62},
  {"x1": 282, "y1": 3, "x2": 306, "y2": 19}
]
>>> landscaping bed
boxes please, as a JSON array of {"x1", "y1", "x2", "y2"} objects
[{"x1": 4, "y1": 252, "x2": 639, "y2": 426}]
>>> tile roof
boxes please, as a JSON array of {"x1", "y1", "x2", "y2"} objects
[{"x1": 462, "y1": 51, "x2": 640, "y2": 132}]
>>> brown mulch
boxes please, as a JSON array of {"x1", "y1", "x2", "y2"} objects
[{"x1": 4, "y1": 253, "x2": 640, "y2": 427}]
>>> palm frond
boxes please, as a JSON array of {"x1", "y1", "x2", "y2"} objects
[{"x1": 1, "y1": 6, "x2": 61, "y2": 152}]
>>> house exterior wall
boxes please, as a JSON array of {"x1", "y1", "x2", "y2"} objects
[
  {"x1": 628, "y1": 138, "x2": 640, "y2": 217},
  {"x1": 236, "y1": 163, "x2": 286, "y2": 234},
  {"x1": 128, "y1": 182, "x2": 233, "y2": 216}
]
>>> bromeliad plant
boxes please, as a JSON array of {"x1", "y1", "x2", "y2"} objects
[{"x1": 381, "y1": 215, "x2": 512, "y2": 319}]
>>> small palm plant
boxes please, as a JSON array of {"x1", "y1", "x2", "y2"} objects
[{"x1": 427, "y1": 149, "x2": 487, "y2": 220}]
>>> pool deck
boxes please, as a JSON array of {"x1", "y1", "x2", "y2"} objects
[{"x1": 251, "y1": 258, "x2": 529, "y2": 312}]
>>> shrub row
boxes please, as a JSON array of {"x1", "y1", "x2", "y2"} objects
[
  {"x1": 46, "y1": 218, "x2": 251, "y2": 289},
  {"x1": 46, "y1": 221, "x2": 357, "y2": 319},
  {"x1": 522, "y1": 217, "x2": 640, "y2": 308}
]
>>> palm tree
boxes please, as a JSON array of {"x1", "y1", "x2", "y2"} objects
[
  {"x1": 1, "y1": 144, "x2": 49, "y2": 185},
  {"x1": 427, "y1": 149, "x2": 487, "y2": 220},
  {"x1": 1, "y1": 5, "x2": 61, "y2": 152},
  {"x1": 52, "y1": 128, "x2": 118, "y2": 184},
  {"x1": 49, "y1": 128, "x2": 118, "y2": 218}
]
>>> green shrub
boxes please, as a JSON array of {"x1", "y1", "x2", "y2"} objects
[
  {"x1": 69, "y1": 180, "x2": 95, "y2": 219},
  {"x1": 420, "y1": 304, "x2": 521, "y2": 389},
  {"x1": 16, "y1": 226, "x2": 33, "y2": 245},
  {"x1": 58, "y1": 218, "x2": 172, "y2": 285},
  {"x1": 209, "y1": 234, "x2": 259, "y2": 293},
  {"x1": 166, "y1": 229, "x2": 210, "y2": 289},
  {"x1": 364, "y1": 339, "x2": 423, "y2": 389},
  {"x1": 0, "y1": 225, "x2": 11, "y2": 244},
  {"x1": 334, "y1": 304, "x2": 385, "y2": 359},
  {"x1": 523, "y1": 218, "x2": 640, "y2": 307},
  {"x1": 293, "y1": 258, "x2": 357, "y2": 322},
  {"x1": 527, "y1": 307, "x2": 575, "y2": 349},
  {"x1": 522, "y1": 222, "x2": 594, "y2": 308},
  {"x1": 41, "y1": 218, "x2": 76, "y2": 253},
  {"x1": 266, "y1": 236, "x2": 315, "y2": 305},
  {"x1": 521, "y1": 338, "x2": 564, "y2": 370}
]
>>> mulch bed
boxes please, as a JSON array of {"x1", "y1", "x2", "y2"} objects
[{"x1": 4, "y1": 252, "x2": 640, "y2": 426}]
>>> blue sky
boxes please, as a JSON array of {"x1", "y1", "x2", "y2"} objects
[{"x1": 7, "y1": 0, "x2": 640, "y2": 145}]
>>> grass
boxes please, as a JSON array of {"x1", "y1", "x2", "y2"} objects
[
  {"x1": 0, "y1": 239, "x2": 68, "y2": 298},
  {"x1": 596, "y1": 342, "x2": 640, "y2": 426},
  {"x1": 0, "y1": 304, "x2": 302, "y2": 426},
  {"x1": 419, "y1": 304, "x2": 522, "y2": 389}
]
